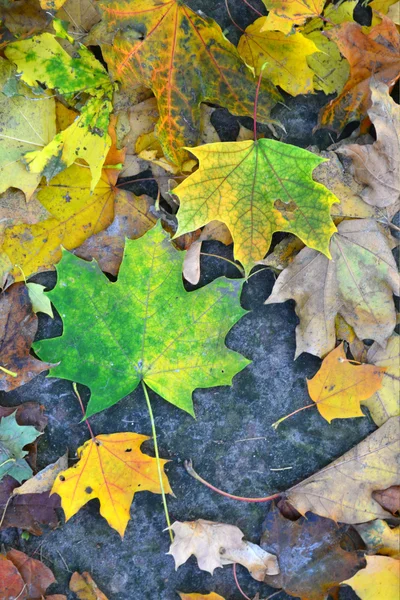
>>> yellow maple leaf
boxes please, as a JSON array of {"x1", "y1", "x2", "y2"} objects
[
  {"x1": 307, "y1": 343, "x2": 386, "y2": 422},
  {"x1": 179, "y1": 594, "x2": 225, "y2": 600},
  {"x1": 341, "y1": 555, "x2": 400, "y2": 600},
  {"x1": 261, "y1": 0, "x2": 326, "y2": 34},
  {"x1": 238, "y1": 17, "x2": 319, "y2": 96},
  {"x1": 52, "y1": 432, "x2": 172, "y2": 537}
]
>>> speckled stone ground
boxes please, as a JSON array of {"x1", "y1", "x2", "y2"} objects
[{"x1": 0, "y1": 1, "x2": 381, "y2": 598}]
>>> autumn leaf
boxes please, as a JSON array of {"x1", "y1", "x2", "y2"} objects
[
  {"x1": 261, "y1": 507, "x2": 365, "y2": 600},
  {"x1": 238, "y1": 18, "x2": 319, "y2": 96},
  {"x1": 372, "y1": 486, "x2": 400, "y2": 515},
  {"x1": 26, "y1": 282, "x2": 54, "y2": 318},
  {"x1": 183, "y1": 221, "x2": 233, "y2": 285},
  {"x1": 5, "y1": 32, "x2": 114, "y2": 189},
  {"x1": 52, "y1": 431, "x2": 171, "y2": 537},
  {"x1": 179, "y1": 594, "x2": 225, "y2": 600},
  {"x1": 74, "y1": 190, "x2": 156, "y2": 276},
  {"x1": 319, "y1": 17, "x2": 400, "y2": 131},
  {"x1": 285, "y1": 416, "x2": 400, "y2": 523},
  {"x1": 69, "y1": 571, "x2": 109, "y2": 600},
  {"x1": 355, "y1": 520, "x2": 400, "y2": 558},
  {"x1": 168, "y1": 520, "x2": 279, "y2": 580},
  {"x1": 0, "y1": 402, "x2": 48, "y2": 469},
  {"x1": 40, "y1": 0, "x2": 67, "y2": 9},
  {"x1": 0, "y1": 283, "x2": 53, "y2": 391},
  {"x1": 341, "y1": 555, "x2": 400, "y2": 600},
  {"x1": 0, "y1": 411, "x2": 42, "y2": 483},
  {"x1": 266, "y1": 219, "x2": 400, "y2": 358},
  {"x1": 95, "y1": 0, "x2": 280, "y2": 168},
  {"x1": 339, "y1": 82, "x2": 400, "y2": 209},
  {"x1": 2, "y1": 162, "x2": 117, "y2": 282},
  {"x1": 260, "y1": 0, "x2": 326, "y2": 34},
  {"x1": 0, "y1": 57, "x2": 56, "y2": 199},
  {"x1": 33, "y1": 223, "x2": 249, "y2": 417},
  {"x1": 362, "y1": 334, "x2": 399, "y2": 426},
  {"x1": 306, "y1": 343, "x2": 386, "y2": 422},
  {"x1": 174, "y1": 140, "x2": 338, "y2": 275}
]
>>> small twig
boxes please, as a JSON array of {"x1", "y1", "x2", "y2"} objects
[
  {"x1": 270, "y1": 466, "x2": 292, "y2": 471},
  {"x1": 185, "y1": 460, "x2": 281, "y2": 503},
  {"x1": 233, "y1": 563, "x2": 252, "y2": 600},
  {"x1": 141, "y1": 381, "x2": 173, "y2": 541}
]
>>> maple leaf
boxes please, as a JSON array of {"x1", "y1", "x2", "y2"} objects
[
  {"x1": 5, "y1": 32, "x2": 114, "y2": 189},
  {"x1": 260, "y1": 0, "x2": 326, "y2": 34},
  {"x1": 168, "y1": 520, "x2": 279, "y2": 580},
  {"x1": 0, "y1": 412, "x2": 42, "y2": 483},
  {"x1": 306, "y1": 343, "x2": 386, "y2": 422},
  {"x1": 362, "y1": 334, "x2": 399, "y2": 426},
  {"x1": 95, "y1": 0, "x2": 280, "y2": 168},
  {"x1": 0, "y1": 57, "x2": 56, "y2": 200},
  {"x1": 33, "y1": 223, "x2": 249, "y2": 417},
  {"x1": 266, "y1": 219, "x2": 400, "y2": 358},
  {"x1": 2, "y1": 163, "x2": 117, "y2": 282},
  {"x1": 285, "y1": 416, "x2": 400, "y2": 523},
  {"x1": 319, "y1": 17, "x2": 400, "y2": 131},
  {"x1": 339, "y1": 82, "x2": 400, "y2": 209},
  {"x1": 69, "y1": 571, "x2": 108, "y2": 600},
  {"x1": 302, "y1": 1, "x2": 357, "y2": 96},
  {"x1": 341, "y1": 555, "x2": 399, "y2": 600},
  {"x1": 174, "y1": 140, "x2": 338, "y2": 275},
  {"x1": 52, "y1": 431, "x2": 171, "y2": 536},
  {"x1": 238, "y1": 18, "x2": 319, "y2": 96},
  {"x1": 0, "y1": 283, "x2": 53, "y2": 391},
  {"x1": 261, "y1": 507, "x2": 365, "y2": 600},
  {"x1": 355, "y1": 520, "x2": 400, "y2": 558},
  {"x1": 179, "y1": 594, "x2": 225, "y2": 600}
]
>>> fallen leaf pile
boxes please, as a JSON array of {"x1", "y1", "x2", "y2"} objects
[{"x1": 0, "y1": 0, "x2": 399, "y2": 597}]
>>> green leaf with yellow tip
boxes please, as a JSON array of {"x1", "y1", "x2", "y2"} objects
[
  {"x1": 173, "y1": 140, "x2": 338, "y2": 275},
  {"x1": 33, "y1": 223, "x2": 250, "y2": 418},
  {"x1": 5, "y1": 33, "x2": 114, "y2": 190}
]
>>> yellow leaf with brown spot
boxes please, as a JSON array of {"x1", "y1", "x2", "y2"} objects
[
  {"x1": 52, "y1": 432, "x2": 172, "y2": 537},
  {"x1": 261, "y1": 0, "x2": 326, "y2": 34},
  {"x1": 238, "y1": 18, "x2": 319, "y2": 96},
  {"x1": 307, "y1": 343, "x2": 386, "y2": 422},
  {"x1": 341, "y1": 555, "x2": 400, "y2": 600},
  {"x1": 174, "y1": 140, "x2": 338, "y2": 275},
  {"x1": 95, "y1": 0, "x2": 280, "y2": 169}
]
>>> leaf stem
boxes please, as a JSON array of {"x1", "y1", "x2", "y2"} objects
[
  {"x1": 141, "y1": 381, "x2": 173, "y2": 541},
  {"x1": 254, "y1": 68, "x2": 264, "y2": 142},
  {"x1": 0, "y1": 365, "x2": 17, "y2": 377},
  {"x1": 240, "y1": 0, "x2": 263, "y2": 16},
  {"x1": 184, "y1": 460, "x2": 281, "y2": 503},
  {"x1": 199, "y1": 252, "x2": 244, "y2": 275},
  {"x1": 73, "y1": 383, "x2": 95, "y2": 441},
  {"x1": 272, "y1": 403, "x2": 315, "y2": 429},
  {"x1": 233, "y1": 563, "x2": 252, "y2": 600}
]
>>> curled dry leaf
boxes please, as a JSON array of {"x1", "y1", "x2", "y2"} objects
[
  {"x1": 266, "y1": 219, "x2": 400, "y2": 358},
  {"x1": 355, "y1": 520, "x2": 400, "y2": 558},
  {"x1": 0, "y1": 283, "x2": 53, "y2": 391},
  {"x1": 339, "y1": 82, "x2": 400, "y2": 209},
  {"x1": 69, "y1": 571, "x2": 109, "y2": 600},
  {"x1": 341, "y1": 555, "x2": 400, "y2": 600},
  {"x1": 306, "y1": 343, "x2": 386, "y2": 422},
  {"x1": 285, "y1": 416, "x2": 400, "y2": 524},
  {"x1": 319, "y1": 18, "x2": 400, "y2": 131},
  {"x1": 362, "y1": 334, "x2": 400, "y2": 426},
  {"x1": 334, "y1": 315, "x2": 366, "y2": 363},
  {"x1": 14, "y1": 451, "x2": 68, "y2": 496},
  {"x1": 183, "y1": 221, "x2": 233, "y2": 285},
  {"x1": 372, "y1": 485, "x2": 400, "y2": 515},
  {"x1": 168, "y1": 520, "x2": 279, "y2": 581},
  {"x1": 261, "y1": 507, "x2": 365, "y2": 600}
]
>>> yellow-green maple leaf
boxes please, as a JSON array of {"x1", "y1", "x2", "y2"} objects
[
  {"x1": 238, "y1": 17, "x2": 319, "y2": 96},
  {"x1": 174, "y1": 140, "x2": 338, "y2": 274},
  {"x1": 261, "y1": 0, "x2": 326, "y2": 34}
]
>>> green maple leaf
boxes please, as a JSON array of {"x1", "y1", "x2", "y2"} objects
[
  {"x1": 0, "y1": 412, "x2": 42, "y2": 483},
  {"x1": 174, "y1": 139, "x2": 339, "y2": 275},
  {"x1": 33, "y1": 224, "x2": 250, "y2": 418}
]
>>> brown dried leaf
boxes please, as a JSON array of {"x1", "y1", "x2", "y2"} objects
[
  {"x1": 0, "y1": 283, "x2": 53, "y2": 391},
  {"x1": 372, "y1": 485, "x2": 400, "y2": 514},
  {"x1": 183, "y1": 222, "x2": 233, "y2": 285},
  {"x1": 339, "y1": 82, "x2": 400, "y2": 209},
  {"x1": 168, "y1": 520, "x2": 279, "y2": 581},
  {"x1": 285, "y1": 416, "x2": 400, "y2": 524},
  {"x1": 6, "y1": 548, "x2": 55, "y2": 599},
  {"x1": 69, "y1": 571, "x2": 108, "y2": 600},
  {"x1": 261, "y1": 507, "x2": 365, "y2": 600}
]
